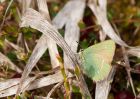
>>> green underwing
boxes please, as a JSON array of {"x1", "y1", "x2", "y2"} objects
[{"x1": 80, "y1": 40, "x2": 116, "y2": 82}]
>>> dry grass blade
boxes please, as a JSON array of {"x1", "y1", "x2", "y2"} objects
[
  {"x1": 37, "y1": 0, "x2": 51, "y2": 21},
  {"x1": 16, "y1": 35, "x2": 49, "y2": 94},
  {"x1": 0, "y1": 77, "x2": 36, "y2": 98},
  {"x1": 16, "y1": 0, "x2": 58, "y2": 94},
  {"x1": 20, "y1": 8, "x2": 91, "y2": 98},
  {"x1": 99, "y1": 30, "x2": 106, "y2": 41},
  {"x1": 64, "y1": 1, "x2": 85, "y2": 68},
  {"x1": 0, "y1": 73, "x2": 63, "y2": 97},
  {"x1": 0, "y1": 78, "x2": 19, "y2": 91},
  {"x1": 95, "y1": 67, "x2": 116, "y2": 99},
  {"x1": 16, "y1": 0, "x2": 59, "y2": 94},
  {"x1": 0, "y1": 52, "x2": 22, "y2": 73},
  {"x1": 53, "y1": 0, "x2": 86, "y2": 68},
  {"x1": 127, "y1": 47, "x2": 140, "y2": 58},
  {"x1": 46, "y1": 81, "x2": 63, "y2": 99},
  {"x1": 53, "y1": 0, "x2": 86, "y2": 28},
  {"x1": 98, "y1": 0, "x2": 107, "y2": 41},
  {"x1": 95, "y1": 81, "x2": 111, "y2": 99},
  {"x1": 64, "y1": 23, "x2": 80, "y2": 68},
  {"x1": 21, "y1": 0, "x2": 32, "y2": 14},
  {"x1": 122, "y1": 47, "x2": 136, "y2": 97},
  {"x1": 37, "y1": 0, "x2": 59, "y2": 68},
  {"x1": 98, "y1": 0, "x2": 107, "y2": 14},
  {"x1": 5, "y1": 39, "x2": 23, "y2": 51},
  {"x1": 88, "y1": 0, "x2": 129, "y2": 47},
  {"x1": 35, "y1": 96, "x2": 54, "y2": 99},
  {"x1": 16, "y1": 0, "x2": 60, "y2": 94},
  {"x1": 21, "y1": 8, "x2": 78, "y2": 66}
]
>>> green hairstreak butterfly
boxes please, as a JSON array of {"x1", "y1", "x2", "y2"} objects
[{"x1": 80, "y1": 40, "x2": 116, "y2": 82}]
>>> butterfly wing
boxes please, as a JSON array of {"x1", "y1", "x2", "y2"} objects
[{"x1": 81, "y1": 40, "x2": 115, "y2": 82}]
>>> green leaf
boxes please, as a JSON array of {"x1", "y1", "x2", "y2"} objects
[{"x1": 80, "y1": 40, "x2": 116, "y2": 82}]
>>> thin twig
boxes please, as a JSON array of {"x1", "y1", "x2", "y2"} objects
[
  {"x1": 0, "y1": 0, "x2": 14, "y2": 31},
  {"x1": 116, "y1": 62, "x2": 140, "y2": 74},
  {"x1": 80, "y1": 25, "x2": 100, "y2": 32},
  {"x1": 121, "y1": 47, "x2": 136, "y2": 97},
  {"x1": 46, "y1": 81, "x2": 63, "y2": 99},
  {"x1": 113, "y1": 23, "x2": 136, "y2": 97},
  {"x1": 31, "y1": 66, "x2": 60, "y2": 76}
]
